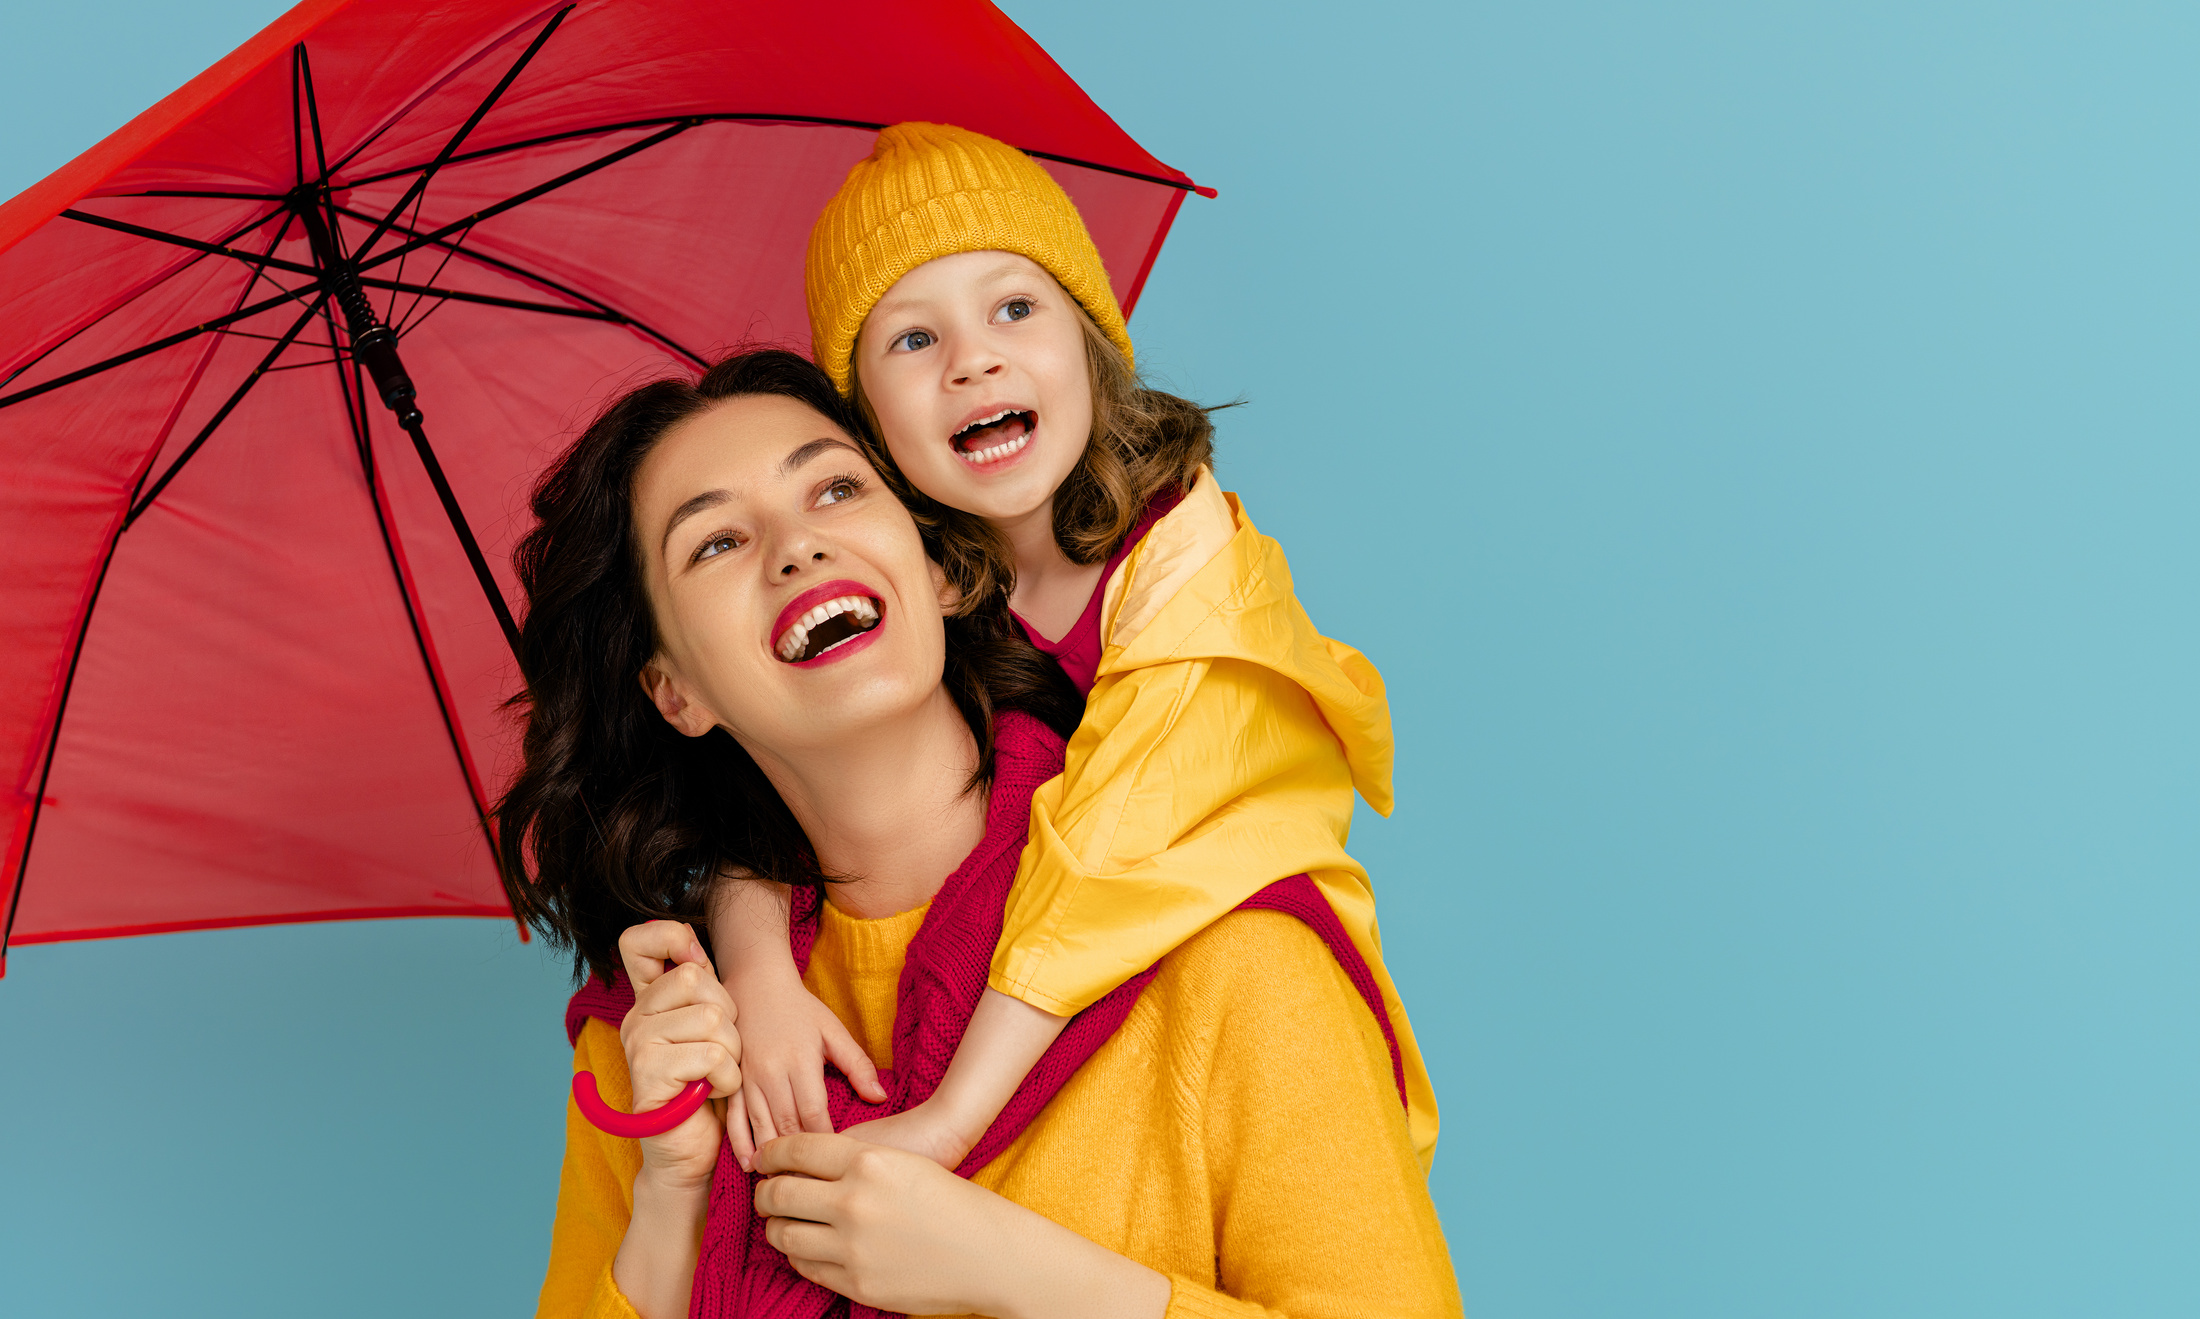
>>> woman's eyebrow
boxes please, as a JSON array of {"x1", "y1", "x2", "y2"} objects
[
  {"x1": 780, "y1": 436, "x2": 860, "y2": 474},
  {"x1": 661, "y1": 489, "x2": 729, "y2": 555}
]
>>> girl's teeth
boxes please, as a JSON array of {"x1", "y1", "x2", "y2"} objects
[{"x1": 958, "y1": 432, "x2": 1031, "y2": 466}]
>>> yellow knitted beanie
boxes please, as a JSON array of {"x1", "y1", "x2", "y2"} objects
[{"x1": 805, "y1": 122, "x2": 1133, "y2": 397}]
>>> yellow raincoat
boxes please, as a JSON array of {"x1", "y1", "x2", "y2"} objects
[{"x1": 993, "y1": 473, "x2": 1440, "y2": 1167}]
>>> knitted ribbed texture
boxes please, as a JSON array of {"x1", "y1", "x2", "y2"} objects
[
  {"x1": 563, "y1": 714, "x2": 1405, "y2": 1318},
  {"x1": 804, "y1": 121, "x2": 1132, "y2": 397}
]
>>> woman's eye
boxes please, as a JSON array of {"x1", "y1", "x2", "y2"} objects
[
  {"x1": 694, "y1": 533, "x2": 740, "y2": 562},
  {"x1": 996, "y1": 299, "x2": 1033, "y2": 323},
  {"x1": 816, "y1": 477, "x2": 862, "y2": 508},
  {"x1": 892, "y1": 329, "x2": 934, "y2": 352}
]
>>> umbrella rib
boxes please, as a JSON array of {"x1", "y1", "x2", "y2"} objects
[
  {"x1": 125, "y1": 293, "x2": 331, "y2": 527},
  {"x1": 101, "y1": 189, "x2": 288, "y2": 200},
  {"x1": 2, "y1": 203, "x2": 295, "y2": 395},
  {"x1": 0, "y1": 527, "x2": 127, "y2": 970},
  {"x1": 60, "y1": 209, "x2": 328, "y2": 283},
  {"x1": 354, "y1": 120, "x2": 700, "y2": 272},
  {"x1": 337, "y1": 114, "x2": 1206, "y2": 195},
  {"x1": 321, "y1": 301, "x2": 502, "y2": 870},
  {"x1": 347, "y1": 5, "x2": 573, "y2": 268},
  {"x1": 0, "y1": 288, "x2": 316, "y2": 411},
  {"x1": 330, "y1": 203, "x2": 705, "y2": 364},
  {"x1": 361, "y1": 275, "x2": 625, "y2": 322}
]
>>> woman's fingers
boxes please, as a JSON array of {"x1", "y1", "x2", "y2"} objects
[
  {"x1": 629, "y1": 1039, "x2": 741, "y2": 1107},
  {"x1": 821, "y1": 1018, "x2": 887, "y2": 1105},
  {"x1": 754, "y1": 1167, "x2": 838, "y2": 1224},
  {"x1": 619, "y1": 920, "x2": 710, "y2": 989},
  {"x1": 752, "y1": 1131, "x2": 867, "y2": 1182},
  {"x1": 763, "y1": 1214, "x2": 843, "y2": 1264}
]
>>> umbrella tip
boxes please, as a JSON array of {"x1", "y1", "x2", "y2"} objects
[{"x1": 1192, "y1": 184, "x2": 1218, "y2": 199}]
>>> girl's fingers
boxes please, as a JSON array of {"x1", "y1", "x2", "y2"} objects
[
  {"x1": 728, "y1": 1090, "x2": 756, "y2": 1170},
  {"x1": 821, "y1": 1019, "x2": 887, "y2": 1104},
  {"x1": 745, "y1": 1079, "x2": 780, "y2": 1160},
  {"x1": 764, "y1": 1076, "x2": 806, "y2": 1140},
  {"x1": 618, "y1": 920, "x2": 709, "y2": 989},
  {"x1": 791, "y1": 1064, "x2": 834, "y2": 1134}
]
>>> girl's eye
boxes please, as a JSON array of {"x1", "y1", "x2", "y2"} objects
[
  {"x1": 816, "y1": 475, "x2": 864, "y2": 508},
  {"x1": 693, "y1": 533, "x2": 741, "y2": 563},
  {"x1": 892, "y1": 329, "x2": 935, "y2": 353},
  {"x1": 996, "y1": 299, "x2": 1033, "y2": 323}
]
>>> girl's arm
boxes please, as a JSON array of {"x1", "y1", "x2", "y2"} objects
[
  {"x1": 709, "y1": 878, "x2": 887, "y2": 1169},
  {"x1": 840, "y1": 987, "x2": 1067, "y2": 1167},
  {"x1": 754, "y1": 1134, "x2": 1170, "y2": 1319}
]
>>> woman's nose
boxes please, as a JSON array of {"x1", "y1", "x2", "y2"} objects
[{"x1": 779, "y1": 550, "x2": 826, "y2": 577}]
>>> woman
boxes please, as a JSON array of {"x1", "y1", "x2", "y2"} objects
[{"x1": 500, "y1": 350, "x2": 1459, "y2": 1318}]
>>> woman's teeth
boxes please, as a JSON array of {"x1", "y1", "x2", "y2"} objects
[{"x1": 776, "y1": 595, "x2": 880, "y2": 662}]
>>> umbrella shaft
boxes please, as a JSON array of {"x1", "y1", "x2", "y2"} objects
[{"x1": 296, "y1": 198, "x2": 422, "y2": 426}]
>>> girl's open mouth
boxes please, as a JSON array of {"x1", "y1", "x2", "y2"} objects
[
  {"x1": 951, "y1": 408, "x2": 1035, "y2": 466},
  {"x1": 772, "y1": 581, "x2": 885, "y2": 664}
]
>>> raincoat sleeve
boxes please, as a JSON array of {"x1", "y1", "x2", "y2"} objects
[
  {"x1": 991, "y1": 474, "x2": 1441, "y2": 1166},
  {"x1": 536, "y1": 1019, "x2": 648, "y2": 1319}
]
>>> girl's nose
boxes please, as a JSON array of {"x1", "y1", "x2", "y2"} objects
[{"x1": 779, "y1": 549, "x2": 827, "y2": 577}]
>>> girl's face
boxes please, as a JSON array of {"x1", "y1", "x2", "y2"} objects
[
  {"x1": 854, "y1": 250, "x2": 1094, "y2": 526},
  {"x1": 631, "y1": 393, "x2": 952, "y2": 765}
]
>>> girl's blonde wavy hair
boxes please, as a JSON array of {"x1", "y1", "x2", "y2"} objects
[{"x1": 851, "y1": 310, "x2": 1221, "y2": 616}]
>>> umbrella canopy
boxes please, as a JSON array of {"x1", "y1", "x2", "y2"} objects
[{"x1": 0, "y1": 0, "x2": 1203, "y2": 969}]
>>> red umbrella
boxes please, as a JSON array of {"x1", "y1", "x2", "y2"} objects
[{"x1": 0, "y1": 0, "x2": 1205, "y2": 971}]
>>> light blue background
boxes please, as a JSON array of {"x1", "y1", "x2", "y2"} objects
[{"x1": 4, "y1": 2, "x2": 2194, "y2": 1314}]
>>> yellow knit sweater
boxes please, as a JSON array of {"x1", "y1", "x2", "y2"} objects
[{"x1": 537, "y1": 899, "x2": 1461, "y2": 1318}]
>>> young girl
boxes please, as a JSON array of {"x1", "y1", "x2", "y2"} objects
[{"x1": 713, "y1": 122, "x2": 1438, "y2": 1172}]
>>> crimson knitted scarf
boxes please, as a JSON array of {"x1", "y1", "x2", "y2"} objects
[{"x1": 564, "y1": 711, "x2": 1405, "y2": 1319}]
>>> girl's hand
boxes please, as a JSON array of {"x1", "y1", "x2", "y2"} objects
[
  {"x1": 723, "y1": 969, "x2": 886, "y2": 1170},
  {"x1": 617, "y1": 920, "x2": 743, "y2": 1187},
  {"x1": 753, "y1": 1134, "x2": 1169, "y2": 1319}
]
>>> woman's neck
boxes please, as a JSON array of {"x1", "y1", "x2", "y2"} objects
[
  {"x1": 751, "y1": 684, "x2": 988, "y2": 919},
  {"x1": 999, "y1": 498, "x2": 1105, "y2": 643}
]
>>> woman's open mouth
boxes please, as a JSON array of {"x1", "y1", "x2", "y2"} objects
[
  {"x1": 772, "y1": 580, "x2": 885, "y2": 665},
  {"x1": 950, "y1": 408, "x2": 1035, "y2": 467}
]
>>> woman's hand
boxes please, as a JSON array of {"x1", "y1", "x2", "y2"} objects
[
  {"x1": 753, "y1": 1134, "x2": 1170, "y2": 1319},
  {"x1": 618, "y1": 919, "x2": 744, "y2": 1183},
  {"x1": 723, "y1": 968, "x2": 886, "y2": 1171},
  {"x1": 612, "y1": 920, "x2": 742, "y2": 1319}
]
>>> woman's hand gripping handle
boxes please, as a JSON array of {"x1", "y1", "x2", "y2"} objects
[{"x1": 598, "y1": 921, "x2": 744, "y2": 1319}]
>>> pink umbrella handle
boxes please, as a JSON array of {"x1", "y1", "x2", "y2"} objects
[{"x1": 572, "y1": 1071, "x2": 712, "y2": 1138}]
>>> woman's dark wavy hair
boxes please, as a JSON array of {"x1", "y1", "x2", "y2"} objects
[
  {"x1": 496, "y1": 348, "x2": 1082, "y2": 986},
  {"x1": 853, "y1": 309, "x2": 1225, "y2": 614}
]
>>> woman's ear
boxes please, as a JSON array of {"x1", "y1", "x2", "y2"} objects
[
  {"x1": 931, "y1": 559, "x2": 962, "y2": 616},
  {"x1": 638, "y1": 656, "x2": 716, "y2": 738}
]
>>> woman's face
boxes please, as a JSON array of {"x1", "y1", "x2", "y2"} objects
[
  {"x1": 854, "y1": 249, "x2": 1093, "y2": 525},
  {"x1": 631, "y1": 392, "x2": 951, "y2": 764}
]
